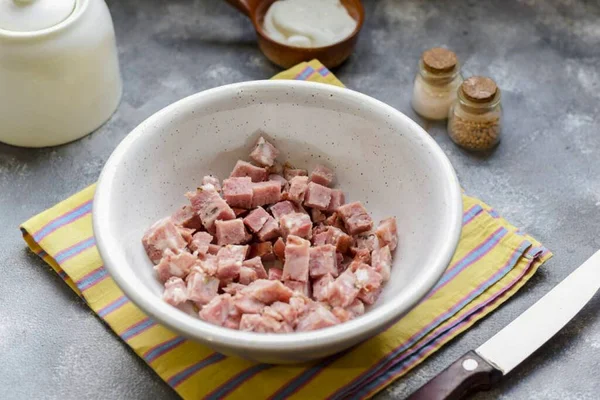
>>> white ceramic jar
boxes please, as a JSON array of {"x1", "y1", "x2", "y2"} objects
[{"x1": 0, "y1": 0, "x2": 122, "y2": 147}]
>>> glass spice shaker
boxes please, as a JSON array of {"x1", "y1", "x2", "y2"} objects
[
  {"x1": 447, "y1": 76, "x2": 502, "y2": 151},
  {"x1": 411, "y1": 47, "x2": 463, "y2": 120}
]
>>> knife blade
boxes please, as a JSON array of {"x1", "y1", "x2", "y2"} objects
[{"x1": 408, "y1": 249, "x2": 600, "y2": 400}]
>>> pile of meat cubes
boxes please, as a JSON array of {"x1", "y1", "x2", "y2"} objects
[{"x1": 142, "y1": 137, "x2": 398, "y2": 333}]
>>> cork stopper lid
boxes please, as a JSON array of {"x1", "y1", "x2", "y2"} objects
[
  {"x1": 422, "y1": 47, "x2": 458, "y2": 73},
  {"x1": 460, "y1": 76, "x2": 498, "y2": 103}
]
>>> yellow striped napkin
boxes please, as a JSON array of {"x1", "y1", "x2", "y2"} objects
[{"x1": 21, "y1": 60, "x2": 551, "y2": 400}]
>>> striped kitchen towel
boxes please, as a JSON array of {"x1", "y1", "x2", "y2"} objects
[{"x1": 21, "y1": 60, "x2": 551, "y2": 400}]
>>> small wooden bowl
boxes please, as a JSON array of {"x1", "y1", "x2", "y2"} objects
[{"x1": 224, "y1": 0, "x2": 364, "y2": 69}]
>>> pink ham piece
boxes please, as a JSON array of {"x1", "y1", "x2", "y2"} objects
[
  {"x1": 352, "y1": 231, "x2": 378, "y2": 253},
  {"x1": 249, "y1": 136, "x2": 280, "y2": 167},
  {"x1": 251, "y1": 181, "x2": 281, "y2": 207},
  {"x1": 199, "y1": 294, "x2": 236, "y2": 327},
  {"x1": 233, "y1": 293, "x2": 265, "y2": 314},
  {"x1": 198, "y1": 254, "x2": 218, "y2": 275},
  {"x1": 256, "y1": 215, "x2": 280, "y2": 241},
  {"x1": 269, "y1": 174, "x2": 288, "y2": 190},
  {"x1": 171, "y1": 205, "x2": 203, "y2": 230},
  {"x1": 241, "y1": 279, "x2": 293, "y2": 304},
  {"x1": 268, "y1": 267, "x2": 283, "y2": 281},
  {"x1": 154, "y1": 249, "x2": 197, "y2": 282},
  {"x1": 268, "y1": 301, "x2": 297, "y2": 325},
  {"x1": 346, "y1": 298, "x2": 365, "y2": 317},
  {"x1": 324, "y1": 212, "x2": 345, "y2": 230},
  {"x1": 309, "y1": 244, "x2": 337, "y2": 278},
  {"x1": 142, "y1": 217, "x2": 188, "y2": 264},
  {"x1": 282, "y1": 235, "x2": 310, "y2": 282},
  {"x1": 337, "y1": 201, "x2": 373, "y2": 235},
  {"x1": 249, "y1": 241, "x2": 275, "y2": 261},
  {"x1": 273, "y1": 237, "x2": 286, "y2": 262},
  {"x1": 215, "y1": 219, "x2": 247, "y2": 245},
  {"x1": 270, "y1": 200, "x2": 296, "y2": 221},
  {"x1": 376, "y1": 217, "x2": 399, "y2": 251},
  {"x1": 188, "y1": 231, "x2": 213, "y2": 255},
  {"x1": 222, "y1": 282, "x2": 246, "y2": 295},
  {"x1": 327, "y1": 190, "x2": 345, "y2": 212},
  {"x1": 239, "y1": 267, "x2": 258, "y2": 285},
  {"x1": 222, "y1": 177, "x2": 254, "y2": 209},
  {"x1": 352, "y1": 248, "x2": 371, "y2": 265},
  {"x1": 280, "y1": 212, "x2": 312, "y2": 240},
  {"x1": 163, "y1": 277, "x2": 188, "y2": 306},
  {"x1": 186, "y1": 267, "x2": 219, "y2": 305},
  {"x1": 324, "y1": 226, "x2": 353, "y2": 253},
  {"x1": 312, "y1": 273, "x2": 334, "y2": 301},
  {"x1": 296, "y1": 303, "x2": 340, "y2": 332},
  {"x1": 326, "y1": 268, "x2": 360, "y2": 308},
  {"x1": 187, "y1": 185, "x2": 235, "y2": 233},
  {"x1": 242, "y1": 256, "x2": 268, "y2": 279},
  {"x1": 309, "y1": 164, "x2": 335, "y2": 187},
  {"x1": 304, "y1": 182, "x2": 332, "y2": 210},
  {"x1": 239, "y1": 314, "x2": 293, "y2": 333},
  {"x1": 176, "y1": 226, "x2": 195, "y2": 245},
  {"x1": 207, "y1": 244, "x2": 221, "y2": 255},
  {"x1": 371, "y1": 245, "x2": 392, "y2": 282},
  {"x1": 288, "y1": 176, "x2": 309, "y2": 204},
  {"x1": 311, "y1": 208, "x2": 326, "y2": 224},
  {"x1": 284, "y1": 280, "x2": 311, "y2": 297},
  {"x1": 243, "y1": 206, "x2": 270, "y2": 233},
  {"x1": 202, "y1": 175, "x2": 221, "y2": 192},
  {"x1": 283, "y1": 166, "x2": 307, "y2": 181},
  {"x1": 354, "y1": 263, "x2": 383, "y2": 294},
  {"x1": 358, "y1": 286, "x2": 382, "y2": 305},
  {"x1": 216, "y1": 245, "x2": 248, "y2": 280},
  {"x1": 230, "y1": 160, "x2": 268, "y2": 182}
]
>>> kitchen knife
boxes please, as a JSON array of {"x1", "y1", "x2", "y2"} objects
[{"x1": 408, "y1": 249, "x2": 600, "y2": 400}]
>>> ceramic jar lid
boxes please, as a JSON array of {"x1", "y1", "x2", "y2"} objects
[{"x1": 0, "y1": 0, "x2": 76, "y2": 32}]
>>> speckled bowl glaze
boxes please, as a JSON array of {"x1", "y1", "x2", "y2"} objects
[{"x1": 93, "y1": 80, "x2": 462, "y2": 364}]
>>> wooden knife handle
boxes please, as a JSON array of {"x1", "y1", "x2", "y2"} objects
[{"x1": 407, "y1": 351, "x2": 503, "y2": 400}]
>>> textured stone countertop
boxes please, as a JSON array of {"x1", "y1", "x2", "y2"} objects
[{"x1": 2, "y1": 0, "x2": 599, "y2": 399}]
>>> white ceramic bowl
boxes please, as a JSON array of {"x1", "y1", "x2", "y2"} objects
[{"x1": 93, "y1": 80, "x2": 462, "y2": 364}]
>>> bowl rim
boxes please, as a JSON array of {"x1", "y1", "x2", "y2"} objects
[{"x1": 93, "y1": 79, "x2": 462, "y2": 352}]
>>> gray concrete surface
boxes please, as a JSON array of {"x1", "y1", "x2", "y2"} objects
[{"x1": 1, "y1": 0, "x2": 599, "y2": 398}]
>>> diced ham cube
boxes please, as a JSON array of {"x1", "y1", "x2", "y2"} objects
[
  {"x1": 312, "y1": 231, "x2": 329, "y2": 246},
  {"x1": 154, "y1": 249, "x2": 197, "y2": 282},
  {"x1": 296, "y1": 303, "x2": 340, "y2": 332},
  {"x1": 269, "y1": 301, "x2": 297, "y2": 325},
  {"x1": 327, "y1": 268, "x2": 360, "y2": 308},
  {"x1": 202, "y1": 175, "x2": 221, "y2": 192},
  {"x1": 270, "y1": 200, "x2": 296, "y2": 221},
  {"x1": 216, "y1": 245, "x2": 248, "y2": 280},
  {"x1": 326, "y1": 226, "x2": 353, "y2": 253},
  {"x1": 248, "y1": 241, "x2": 275, "y2": 262},
  {"x1": 346, "y1": 298, "x2": 366, "y2": 317},
  {"x1": 233, "y1": 293, "x2": 265, "y2": 314},
  {"x1": 288, "y1": 176, "x2": 309, "y2": 204},
  {"x1": 256, "y1": 215, "x2": 280, "y2": 241},
  {"x1": 251, "y1": 181, "x2": 281, "y2": 207},
  {"x1": 283, "y1": 166, "x2": 308, "y2": 181},
  {"x1": 249, "y1": 136, "x2": 280, "y2": 167},
  {"x1": 222, "y1": 177, "x2": 254, "y2": 209},
  {"x1": 198, "y1": 254, "x2": 218, "y2": 275},
  {"x1": 243, "y1": 206, "x2": 270, "y2": 233},
  {"x1": 241, "y1": 279, "x2": 293, "y2": 304},
  {"x1": 239, "y1": 314, "x2": 293, "y2": 333},
  {"x1": 199, "y1": 294, "x2": 235, "y2": 327},
  {"x1": 242, "y1": 256, "x2": 268, "y2": 279},
  {"x1": 222, "y1": 282, "x2": 246, "y2": 295},
  {"x1": 230, "y1": 160, "x2": 268, "y2": 182},
  {"x1": 268, "y1": 267, "x2": 283, "y2": 280},
  {"x1": 289, "y1": 295, "x2": 312, "y2": 317},
  {"x1": 354, "y1": 264, "x2": 383, "y2": 294},
  {"x1": 280, "y1": 212, "x2": 312, "y2": 240},
  {"x1": 371, "y1": 245, "x2": 392, "y2": 282},
  {"x1": 324, "y1": 212, "x2": 345, "y2": 230},
  {"x1": 284, "y1": 280, "x2": 311, "y2": 297},
  {"x1": 352, "y1": 248, "x2": 371, "y2": 264},
  {"x1": 176, "y1": 226, "x2": 195, "y2": 244},
  {"x1": 207, "y1": 244, "x2": 221, "y2": 255},
  {"x1": 142, "y1": 217, "x2": 188, "y2": 264},
  {"x1": 187, "y1": 185, "x2": 235, "y2": 233},
  {"x1": 273, "y1": 237, "x2": 286, "y2": 262},
  {"x1": 282, "y1": 235, "x2": 310, "y2": 282},
  {"x1": 239, "y1": 267, "x2": 258, "y2": 285},
  {"x1": 304, "y1": 182, "x2": 332, "y2": 210},
  {"x1": 310, "y1": 164, "x2": 335, "y2": 187},
  {"x1": 186, "y1": 267, "x2": 220, "y2": 305},
  {"x1": 269, "y1": 174, "x2": 289, "y2": 190},
  {"x1": 163, "y1": 277, "x2": 188, "y2": 306},
  {"x1": 327, "y1": 190, "x2": 345, "y2": 212},
  {"x1": 188, "y1": 231, "x2": 213, "y2": 255},
  {"x1": 312, "y1": 273, "x2": 334, "y2": 301},
  {"x1": 309, "y1": 244, "x2": 338, "y2": 278},
  {"x1": 332, "y1": 307, "x2": 352, "y2": 322},
  {"x1": 376, "y1": 217, "x2": 399, "y2": 251},
  {"x1": 337, "y1": 202, "x2": 373, "y2": 235},
  {"x1": 358, "y1": 286, "x2": 382, "y2": 305},
  {"x1": 215, "y1": 219, "x2": 247, "y2": 245},
  {"x1": 171, "y1": 205, "x2": 203, "y2": 230},
  {"x1": 353, "y1": 231, "x2": 378, "y2": 253},
  {"x1": 311, "y1": 208, "x2": 326, "y2": 224}
]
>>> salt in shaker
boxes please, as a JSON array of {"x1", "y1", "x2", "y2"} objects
[{"x1": 411, "y1": 47, "x2": 463, "y2": 120}]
